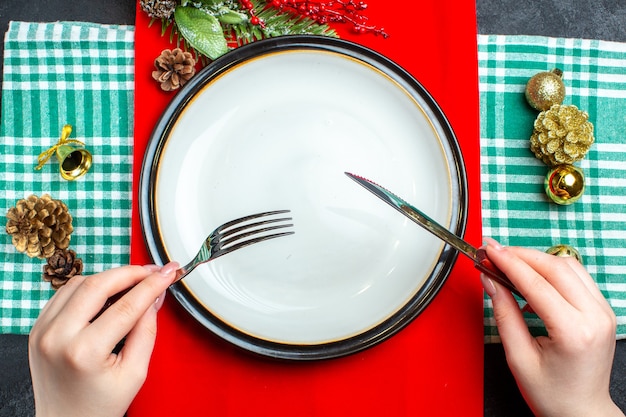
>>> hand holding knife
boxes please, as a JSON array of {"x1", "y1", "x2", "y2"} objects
[{"x1": 345, "y1": 172, "x2": 524, "y2": 300}]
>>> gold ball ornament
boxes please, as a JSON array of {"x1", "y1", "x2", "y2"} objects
[
  {"x1": 546, "y1": 244, "x2": 582, "y2": 263},
  {"x1": 530, "y1": 104, "x2": 594, "y2": 166},
  {"x1": 525, "y1": 69, "x2": 566, "y2": 111},
  {"x1": 544, "y1": 164, "x2": 585, "y2": 205}
]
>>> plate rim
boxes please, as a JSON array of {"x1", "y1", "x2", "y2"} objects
[{"x1": 139, "y1": 35, "x2": 468, "y2": 360}]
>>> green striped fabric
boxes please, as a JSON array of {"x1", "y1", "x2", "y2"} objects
[
  {"x1": 2, "y1": 26, "x2": 625, "y2": 341},
  {"x1": 0, "y1": 22, "x2": 134, "y2": 334},
  {"x1": 479, "y1": 35, "x2": 626, "y2": 342}
]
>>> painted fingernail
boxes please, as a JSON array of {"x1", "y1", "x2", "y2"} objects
[
  {"x1": 155, "y1": 290, "x2": 167, "y2": 311},
  {"x1": 160, "y1": 261, "x2": 179, "y2": 276},
  {"x1": 480, "y1": 273, "x2": 497, "y2": 297},
  {"x1": 483, "y1": 237, "x2": 503, "y2": 250}
]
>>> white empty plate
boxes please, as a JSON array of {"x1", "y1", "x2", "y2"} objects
[{"x1": 140, "y1": 36, "x2": 467, "y2": 360}]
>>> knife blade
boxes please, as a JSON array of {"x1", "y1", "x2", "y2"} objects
[{"x1": 345, "y1": 172, "x2": 523, "y2": 299}]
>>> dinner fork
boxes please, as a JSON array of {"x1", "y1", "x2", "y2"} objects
[
  {"x1": 96, "y1": 210, "x2": 294, "y2": 319},
  {"x1": 172, "y1": 209, "x2": 294, "y2": 283}
]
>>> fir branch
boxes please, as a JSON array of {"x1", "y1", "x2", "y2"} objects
[
  {"x1": 256, "y1": 6, "x2": 338, "y2": 38},
  {"x1": 224, "y1": 2, "x2": 337, "y2": 47},
  {"x1": 142, "y1": 0, "x2": 338, "y2": 65}
]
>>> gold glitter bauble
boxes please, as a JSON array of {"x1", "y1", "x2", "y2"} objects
[
  {"x1": 546, "y1": 244, "x2": 582, "y2": 263},
  {"x1": 544, "y1": 164, "x2": 585, "y2": 205},
  {"x1": 530, "y1": 104, "x2": 594, "y2": 165},
  {"x1": 525, "y1": 69, "x2": 566, "y2": 111}
]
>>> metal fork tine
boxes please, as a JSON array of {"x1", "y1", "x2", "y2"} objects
[
  {"x1": 217, "y1": 210, "x2": 291, "y2": 232},
  {"x1": 219, "y1": 222, "x2": 293, "y2": 248},
  {"x1": 172, "y1": 210, "x2": 294, "y2": 283},
  {"x1": 218, "y1": 216, "x2": 292, "y2": 240},
  {"x1": 214, "y1": 230, "x2": 295, "y2": 259}
]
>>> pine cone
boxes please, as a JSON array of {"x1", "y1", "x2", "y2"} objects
[
  {"x1": 530, "y1": 104, "x2": 595, "y2": 165},
  {"x1": 43, "y1": 249, "x2": 83, "y2": 289},
  {"x1": 140, "y1": 0, "x2": 177, "y2": 20},
  {"x1": 5, "y1": 194, "x2": 73, "y2": 258},
  {"x1": 152, "y1": 48, "x2": 196, "y2": 91}
]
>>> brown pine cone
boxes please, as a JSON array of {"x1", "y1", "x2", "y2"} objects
[
  {"x1": 152, "y1": 48, "x2": 196, "y2": 91},
  {"x1": 43, "y1": 249, "x2": 83, "y2": 289},
  {"x1": 5, "y1": 194, "x2": 73, "y2": 258}
]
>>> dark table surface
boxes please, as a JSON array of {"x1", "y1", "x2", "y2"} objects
[{"x1": 1, "y1": 1, "x2": 625, "y2": 416}]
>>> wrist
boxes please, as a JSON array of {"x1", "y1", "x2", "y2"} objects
[
  {"x1": 567, "y1": 397, "x2": 624, "y2": 417},
  {"x1": 531, "y1": 394, "x2": 625, "y2": 417},
  {"x1": 602, "y1": 400, "x2": 626, "y2": 417}
]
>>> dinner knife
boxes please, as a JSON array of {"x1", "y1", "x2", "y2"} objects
[{"x1": 345, "y1": 172, "x2": 524, "y2": 299}]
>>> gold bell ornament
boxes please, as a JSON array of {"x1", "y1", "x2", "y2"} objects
[{"x1": 35, "y1": 125, "x2": 92, "y2": 181}]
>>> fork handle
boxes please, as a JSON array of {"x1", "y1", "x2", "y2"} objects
[{"x1": 172, "y1": 260, "x2": 196, "y2": 284}]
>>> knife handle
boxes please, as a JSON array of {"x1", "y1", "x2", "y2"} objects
[{"x1": 474, "y1": 248, "x2": 525, "y2": 300}]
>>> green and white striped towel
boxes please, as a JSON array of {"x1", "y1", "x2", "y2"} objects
[
  {"x1": 478, "y1": 34, "x2": 626, "y2": 342},
  {"x1": 3, "y1": 27, "x2": 625, "y2": 341},
  {"x1": 0, "y1": 21, "x2": 134, "y2": 334}
]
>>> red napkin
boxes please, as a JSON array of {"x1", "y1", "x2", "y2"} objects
[{"x1": 129, "y1": 1, "x2": 483, "y2": 416}]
